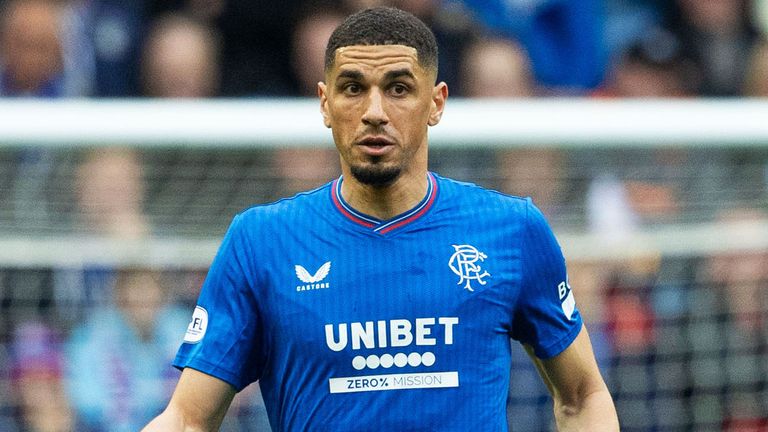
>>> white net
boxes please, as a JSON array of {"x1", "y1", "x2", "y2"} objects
[{"x1": 0, "y1": 99, "x2": 766, "y2": 431}]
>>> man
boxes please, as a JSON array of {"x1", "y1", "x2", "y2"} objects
[
  {"x1": 143, "y1": 7, "x2": 618, "y2": 431},
  {"x1": 0, "y1": 0, "x2": 65, "y2": 96}
]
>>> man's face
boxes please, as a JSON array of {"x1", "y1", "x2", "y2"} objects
[
  {"x1": 0, "y1": 1, "x2": 63, "y2": 92},
  {"x1": 319, "y1": 44, "x2": 446, "y2": 186}
]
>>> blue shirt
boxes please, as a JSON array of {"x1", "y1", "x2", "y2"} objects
[
  {"x1": 175, "y1": 173, "x2": 582, "y2": 431},
  {"x1": 455, "y1": 0, "x2": 606, "y2": 91},
  {"x1": 67, "y1": 306, "x2": 188, "y2": 432}
]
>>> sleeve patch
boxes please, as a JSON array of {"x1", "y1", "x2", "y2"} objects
[
  {"x1": 558, "y1": 281, "x2": 576, "y2": 321},
  {"x1": 184, "y1": 306, "x2": 209, "y2": 344}
]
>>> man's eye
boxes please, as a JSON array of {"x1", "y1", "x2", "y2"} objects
[
  {"x1": 344, "y1": 84, "x2": 361, "y2": 95},
  {"x1": 390, "y1": 84, "x2": 408, "y2": 96}
]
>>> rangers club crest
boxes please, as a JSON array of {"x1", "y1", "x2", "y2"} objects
[{"x1": 448, "y1": 244, "x2": 491, "y2": 292}]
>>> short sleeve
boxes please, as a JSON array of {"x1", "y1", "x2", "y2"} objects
[
  {"x1": 173, "y1": 213, "x2": 265, "y2": 391},
  {"x1": 511, "y1": 199, "x2": 582, "y2": 359}
]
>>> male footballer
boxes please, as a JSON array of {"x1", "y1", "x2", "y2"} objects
[{"x1": 143, "y1": 6, "x2": 618, "y2": 431}]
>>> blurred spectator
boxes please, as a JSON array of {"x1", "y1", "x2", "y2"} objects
[
  {"x1": 604, "y1": 258, "x2": 658, "y2": 355},
  {"x1": 0, "y1": 0, "x2": 65, "y2": 97},
  {"x1": 0, "y1": 268, "x2": 57, "y2": 350},
  {"x1": 64, "y1": 268, "x2": 188, "y2": 432},
  {"x1": 278, "y1": 4, "x2": 344, "y2": 201},
  {"x1": 75, "y1": 147, "x2": 271, "y2": 429},
  {"x1": 496, "y1": 149, "x2": 565, "y2": 220},
  {"x1": 10, "y1": 321, "x2": 76, "y2": 432},
  {"x1": 140, "y1": 13, "x2": 220, "y2": 98},
  {"x1": 586, "y1": 173, "x2": 638, "y2": 241},
  {"x1": 462, "y1": 38, "x2": 567, "y2": 221},
  {"x1": 392, "y1": 0, "x2": 477, "y2": 94},
  {"x1": 1, "y1": 13, "x2": 92, "y2": 234},
  {"x1": 691, "y1": 209, "x2": 768, "y2": 428},
  {"x1": 585, "y1": 148, "x2": 688, "y2": 244},
  {"x1": 74, "y1": 148, "x2": 148, "y2": 239},
  {"x1": 743, "y1": 39, "x2": 768, "y2": 97},
  {"x1": 215, "y1": 0, "x2": 305, "y2": 96},
  {"x1": 272, "y1": 147, "x2": 340, "y2": 196},
  {"x1": 291, "y1": 3, "x2": 345, "y2": 96},
  {"x1": 459, "y1": 37, "x2": 534, "y2": 97},
  {"x1": 603, "y1": 0, "x2": 671, "y2": 57},
  {"x1": 704, "y1": 209, "x2": 768, "y2": 335},
  {"x1": 671, "y1": 0, "x2": 759, "y2": 96},
  {"x1": 452, "y1": 0, "x2": 606, "y2": 92},
  {"x1": 0, "y1": 0, "x2": 146, "y2": 97},
  {"x1": 52, "y1": 148, "x2": 149, "y2": 329},
  {"x1": 598, "y1": 27, "x2": 692, "y2": 97},
  {"x1": 59, "y1": 0, "x2": 146, "y2": 97}
]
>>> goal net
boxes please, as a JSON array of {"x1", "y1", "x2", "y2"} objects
[{"x1": 0, "y1": 99, "x2": 765, "y2": 431}]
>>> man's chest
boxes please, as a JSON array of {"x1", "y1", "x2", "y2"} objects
[
  {"x1": 261, "y1": 229, "x2": 518, "y2": 316},
  {"x1": 255, "y1": 230, "x2": 521, "y2": 372}
]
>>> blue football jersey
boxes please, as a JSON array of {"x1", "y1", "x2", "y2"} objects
[{"x1": 174, "y1": 172, "x2": 582, "y2": 431}]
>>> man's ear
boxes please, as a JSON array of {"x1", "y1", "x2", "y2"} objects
[
  {"x1": 428, "y1": 82, "x2": 448, "y2": 126},
  {"x1": 318, "y1": 82, "x2": 331, "y2": 128}
]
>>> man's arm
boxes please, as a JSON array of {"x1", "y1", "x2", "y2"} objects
[
  {"x1": 142, "y1": 368, "x2": 237, "y2": 432},
  {"x1": 526, "y1": 325, "x2": 619, "y2": 431}
]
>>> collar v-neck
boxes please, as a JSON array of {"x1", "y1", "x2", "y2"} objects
[{"x1": 330, "y1": 172, "x2": 438, "y2": 235}]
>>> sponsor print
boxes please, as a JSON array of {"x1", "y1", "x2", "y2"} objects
[
  {"x1": 295, "y1": 261, "x2": 332, "y2": 292},
  {"x1": 329, "y1": 371, "x2": 459, "y2": 394}
]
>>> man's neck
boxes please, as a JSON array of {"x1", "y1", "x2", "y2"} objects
[{"x1": 340, "y1": 170, "x2": 429, "y2": 220}]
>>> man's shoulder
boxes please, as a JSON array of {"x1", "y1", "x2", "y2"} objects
[
  {"x1": 237, "y1": 181, "x2": 333, "y2": 222},
  {"x1": 435, "y1": 173, "x2": 530, "y2": 213}
]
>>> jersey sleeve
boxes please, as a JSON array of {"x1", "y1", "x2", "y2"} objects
[
  {"x1": 511, "y1": 199, "x2": 583, "y2": 359},
  {"x1": 173, "y1": 213, "x2": 265, "y2": 391}
]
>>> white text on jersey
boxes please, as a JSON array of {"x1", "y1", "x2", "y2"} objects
[{"x1": 325, "y1": 317, "x2": 459, "y2": 351}]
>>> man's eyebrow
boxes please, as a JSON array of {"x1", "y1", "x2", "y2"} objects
[
  {"x1": 337, "y1": 69, "x2": 364, "y2": 81},
  {"x1": 384, "y1": 68, "x2": 416, "y2": 81}
]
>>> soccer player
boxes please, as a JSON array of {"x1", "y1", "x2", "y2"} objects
[{"x1": 143, "y1": 7, "x2": 618, "y2": 431}]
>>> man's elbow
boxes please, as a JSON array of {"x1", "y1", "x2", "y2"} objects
[
  {"x1": 142, "y1": 405, "x2": 209, "y2": 432},
  {"x1": 554, "y1": 387, "x2": 619, "y2": 431}
]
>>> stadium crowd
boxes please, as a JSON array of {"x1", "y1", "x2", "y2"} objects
[
  {"x1": 0, "y1": 0, "x2": 767, "y2": 431},
  {"x1": 1, "y1": 0, "x2": 767, "y2": 99}
]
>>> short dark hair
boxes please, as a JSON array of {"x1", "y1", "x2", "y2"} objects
[{"x1": 324, "y1": 7, "x2": 438, "y2": 74}]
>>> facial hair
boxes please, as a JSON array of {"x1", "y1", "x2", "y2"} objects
[{"x1": 350, "y1": 163, "x2": 401, "y2": 187}]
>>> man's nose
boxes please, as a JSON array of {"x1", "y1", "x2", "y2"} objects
[{"x1": 361, "y1": 88, "x2": 388, "y2": 127}]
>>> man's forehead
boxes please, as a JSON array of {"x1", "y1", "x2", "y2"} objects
[{"x1": 332, "y1": 44, "x2": 421, "y2": 73}]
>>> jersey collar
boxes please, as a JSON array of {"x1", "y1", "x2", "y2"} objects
[{"x1": 331, "y1": 172, "x2": 438, "y2": 235}]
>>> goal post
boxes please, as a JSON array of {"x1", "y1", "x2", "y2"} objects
[
  {"x1": 0, "y1": 99, "x2": 766, "y2": 267},
  {"x1": 1, "y1": 98, "x2": 767, "y2": 147}
]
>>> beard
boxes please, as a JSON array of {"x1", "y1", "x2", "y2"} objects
[{"x1": 350, "y1": 162, "x2": 401, "y2": 187}]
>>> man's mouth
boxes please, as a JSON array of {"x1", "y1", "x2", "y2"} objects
[{"x1": 356, "y1": 136, "x2": 395, "y2": 156}]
